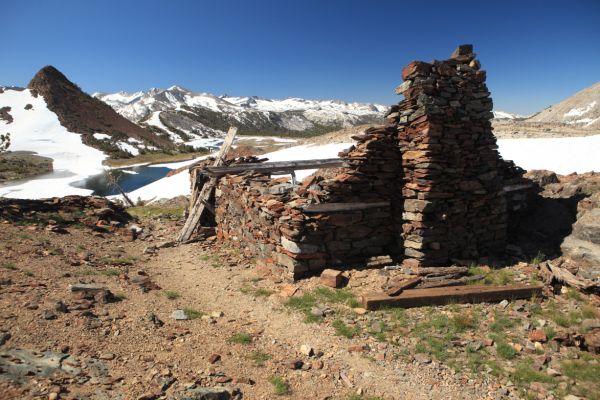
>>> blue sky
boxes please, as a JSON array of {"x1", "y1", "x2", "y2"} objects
[{"x1": 2, "y1": 0, "x2": 599, "y2": 114}]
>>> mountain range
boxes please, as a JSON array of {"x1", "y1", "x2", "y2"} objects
[
  {"x1": 92, "y1": 86, "x2": 389, "y2": 144},
  {"x1": 1, "y1": 66, "x2": 599, "y2": 164},
  {"x1": 528, "y1": 81, "x2": 600, "y2": 128}
]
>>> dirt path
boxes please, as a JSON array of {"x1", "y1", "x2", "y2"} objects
[
  {"x1": 139, "y1": 242, "x2": 495, "y2": 400},
  {"x1": 0, "y1": 221, "x2": 499, "y2": 399}
]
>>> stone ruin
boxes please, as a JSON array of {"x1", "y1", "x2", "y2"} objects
[{"x1": 214, "y1": 45, "x2": 530, "y2": 279}]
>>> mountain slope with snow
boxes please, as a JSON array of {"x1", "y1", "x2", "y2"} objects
[
  {"x1": 492, "y1": 110, "x2": 528, "y2": 120},
  {"x1": 527, "y1": 81, "x2": 600, "y2": 128},
  {"x1": 0, "y1": 88, "x2": 106, "y2": 198},
  {"x1": 94, "y1": 86, "x2": 388, "y2": 140}
]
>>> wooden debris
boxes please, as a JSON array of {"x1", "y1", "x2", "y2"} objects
[
  {"x1": 538, "y1": 261, "x2": 599, "y2": 292},
  {"x1": 416, "y1": 274, "x2": 486, "y2": 289},
  {"x1": 320, "y1": 269, "x2": 343, "y2": 288},
  {"x1": 202, "y1": 158, "x2": 346, "y2": 177},
  {"x1": 385, "y1": 277, "x2": 422, "y2": 296},
  {"x1": 177, "y1": 127, "x2": 237, "y2": 242},
  {"x1": 390, "y1": 265, "x2": 469, "y2": 278},
  {"x1": 361, "y1": 284, "x2": 543, "y2": 310}
]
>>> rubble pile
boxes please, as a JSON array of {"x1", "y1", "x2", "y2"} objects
[
  {"x1": 388, "y1": 44, "x2": 515, "y2": 265},
  {"x1": 0, "y1": 195, "x2": 131, "y2": 225}
]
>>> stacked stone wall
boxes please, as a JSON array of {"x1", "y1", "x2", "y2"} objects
[
  {"x1": 215, "y1": 45, "x2": 526, "y2": 277},
  {"x1": 388, "y1": 45, "x2": 508, "y2": 264}
]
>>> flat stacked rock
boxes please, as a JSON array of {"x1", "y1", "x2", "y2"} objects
[{"x1": 389, "y1": 44, "x2": 508, "y2": 265}]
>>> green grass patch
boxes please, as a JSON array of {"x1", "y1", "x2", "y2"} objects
[
  {"x1": 164, "y1": 290, "x2": 180, "y2": 300},
  {"x1": 530, "y1": 251, "x2": 546, "y2": 265},
  {"x1": 347, "y1": 395, "x2": 384, "y2": 400},
  {"x1": 285, "y1": 292, "x2": 320, "y2": 323},
  {"x1": 100, "y1": 256, "x2": 138, "y2": 266},
  {"x1": 49, "y1": 247, "x2": 63, "y2": 256},
  {"x1": 391, "y1": 308, "x2": 408, "y2": 325},
  {"x1": 23, "y1": 270, "x2": 34, "y2": 277},
  {"x1": 490, "y1": 311, "x2": 515, "y2": 333},
  {"x1": 496, "y1": 341, "x2": 517, "y2": 359},
  {"x1": 248, "y1": 350, "x2": 271, "y2": 367},
  {"x1": 230, "y1": 332, "x2": 252, "y2": 345},
  {"x1": 313, "y1": 287, "x2": 358, "y2": 306},
  {"x1": 582, "y1": 304, "x2": 599, "y2": 319},
  {"x1": 332, "y1": 319, "x2": 360, "y2": 338},
  {"x1": 183, "y1": 307, "x2": 204, "y2": 319},
  {"x1": 101, "y1": 268, "x2": 121, "y2": 277},
  {"x1": 127, "y1": 206, "x2": 185, "y2": 219},
  {"x1": 284, "y1": 287, "x2": 358, "y2": 323},
  {"x1": 1, "y1": 262, "x2": 17, "y2": 270},
  {"x1": 269, "y1": 376, "x2": 290, "y2": 396},
  {"x1": 240, "y1": 286, "x2": 273, "y2": 298},
  {"x1": 512, "y1": 359, "x2": 555, "y2": 385},
  {"x1": 543, "y1": 326, "x2": 556, "y2": 341},
  {"x1": 566, "y1": 287, "x2": 584, "y2": 302},
  {"x1": 68, "y1": 268, "x2": 97, "y2": 277},
  {"x1": 415, "y1": 337, "x2": 449, "y2": 361}
]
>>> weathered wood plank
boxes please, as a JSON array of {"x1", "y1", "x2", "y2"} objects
[
  {"x1": 177, "y1": 127, "x2": 237, "y2": 242},
  {"x1": 417, "y1": 274, "x2": 486, "y2": 289},
  {"x1": 202, "y1": 158, "x2": 346, "y2": 177},
  {"x1": 540, "y1": 261, "x2": 599, "y2": 292},
  {"x1": 302, "y1": 201, "x2": 390, "y2": 214},
  {"x1": 386, "y1": 277, "x2": 422, "y2": 296},
  {"x1": 361, "y1": 284, "x2": 543, "y2": 310}
]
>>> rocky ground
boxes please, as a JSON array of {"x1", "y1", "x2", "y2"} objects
[
  {"x1": 491, "y1": 121, "x2": 598, "y2": 139},
  {"x1": 300, "y1": 122, "x2": 599, "y2": 145},
  {"x1": 0, "y1": 198, "x2": 598, "y2": 400}
]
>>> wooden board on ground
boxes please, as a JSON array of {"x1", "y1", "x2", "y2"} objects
[
  {"x1": 361, "y1": 284, "x2": 543, "y2": 310},
  {"x1": 202, "y1": 158, "x2": 346, "y2": 177},
  {"x1": 177, "y1": 127, "x2": 237, "y2": 242}
]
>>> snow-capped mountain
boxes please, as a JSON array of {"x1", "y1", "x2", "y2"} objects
[
  {"x1": 492, "y1": 110, "x2": 528, "y2": 120},
  {"x1": 93, "y1": 86, "x2": 388, "y2": 143},
  {"x1": 527, "y1": 81, "x2": 600, "y2": 128}
]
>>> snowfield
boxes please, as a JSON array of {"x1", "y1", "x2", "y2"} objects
[
  {"x1": 0, "y1": 86, "x2": 598, "y2": 200},
  {"x1": 497, "y1": 135, "x2": 600, "y2": 175},
  {"x1": 125, "y1": 135, "x2": 600, "y2": 204},
  {"x1": 0, "y1": 89, "x2": 106, "y2": 198}
]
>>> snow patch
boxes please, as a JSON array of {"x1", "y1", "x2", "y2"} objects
[
  {"x1": 93, "y1": 133, "x2": 111, "y2": 140},
  {"x1": 564, "y1": 101, "x2": 597, "y2": 118},
  {"x1": 497, "y1": 134, "x2": 600, "y2": 175},
  {"x1": 116, "y1": 141, "x2": 140, "y2": 156}
]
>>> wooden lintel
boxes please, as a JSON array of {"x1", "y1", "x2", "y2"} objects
[
  {"x1": 361, "y1": 284, "x2": 543, "y2": 310},
  {"x1": 302, "y1": 201, "x2": 390, "y2": 214},
  {"x1": 201, "y1": 158, "x2": 346, "y2": 177}
]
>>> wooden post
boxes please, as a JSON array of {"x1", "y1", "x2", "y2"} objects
[{"x1": 177, "y1": 127, "x2": 237, "y2": 242}]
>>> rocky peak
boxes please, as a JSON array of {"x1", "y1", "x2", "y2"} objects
[{"x1": 25, "y1": 65, "x2": 173, "y2": 154}]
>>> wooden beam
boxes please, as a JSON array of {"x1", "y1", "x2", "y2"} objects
[
  {"x1": 201, "y1": 158, "x2": 346, "y2": 177},
  {"x1": 177, "y1": 127, "x2": 237, "y2": 242},
  {"x1": 417, "y1": 274, "x2": 486, "y2": 289},
  {"x1": 386, "y1": 277, "x2": 422, "y2": 296},
  {"x1": 360, "y1": 284, "x2": 543, "y2": 310},
  {"x1": 302, "y1": 201, "x2": 389, "y2": 214}
]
